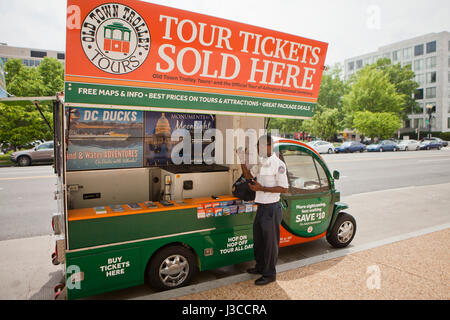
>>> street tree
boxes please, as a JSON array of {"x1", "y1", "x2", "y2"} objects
[
  {"x1": 352, "y1": 110, "x2": 402, "y2": 140},
  {"x1": 342, "y1": 66, "x2": 405, "y2": 128},
  {"x1": 0, "y1": 103, "x2": 53, "y2": 150},
  {"x1": 371, "y1": 58, "x2": 420, "y2": 118},
  {"x1": 317, "y1": 63, "x2": 348, "y2": 114},
  {"x1": 301, "y1": 108, "x2": 341, "y2": 141}
]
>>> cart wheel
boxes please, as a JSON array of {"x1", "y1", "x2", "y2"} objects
[
  {"x1": 146, "y1": 245, "x2": 197, "y2": 291},
  {"x1": 54, "y1": 283, "x2": 65, "y2": 293},
  {"x1": 52, "y1": 256, "x2": 60, "y2": 266},
  {"x1": 51, "y1": 252, "x2": 56, "y2": 259},
  {"x1": 326, "y1": 212, "x2": 356, "y2": 248}
]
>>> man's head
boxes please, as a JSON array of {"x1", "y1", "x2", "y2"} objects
[{"x1": 257, "y1": 134, "x2": 273, "y2": 158}]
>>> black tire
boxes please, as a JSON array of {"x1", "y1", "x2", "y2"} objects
[
  {"x1": 17, "y1": 155, "x2": 31, "y2": 167},
  {"x1": 328, "y1": 148, "x2": 333, "y2": 154},
  {"x1": 380, "y1": 148, "x2": 384, "y2": 152},
  {"x1": 427, "y1": 146, "x2": 430, "y2": 150},
  {"x1": 326, "y1": 212, "x2": 356, "y2": 248},
  {"x1": 359, "y1": 148, "x2": 364, "y2": 153},
  {"x1": 146, "y1": 245, "x2": 197, "y2": 291}
]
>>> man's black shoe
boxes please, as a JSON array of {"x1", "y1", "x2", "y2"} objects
[
  {"x1": 254, "y1": 276, "x2": 276, "y2": 286},
  {"x1": 246, "y1": 267, "x2": 261, "y2": 275}
]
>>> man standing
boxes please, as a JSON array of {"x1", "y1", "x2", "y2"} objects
[{"x1": 240, "y1": 134, "x2": 289, "y2": 285}]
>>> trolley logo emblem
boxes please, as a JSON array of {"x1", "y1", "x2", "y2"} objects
[{"x1": 80, "y1": 3, "x2": 150, "y2": 74}]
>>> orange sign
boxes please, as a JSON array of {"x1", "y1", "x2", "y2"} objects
[{"x1": 65, "y1": 0, "x2": 328, "y2": 117}]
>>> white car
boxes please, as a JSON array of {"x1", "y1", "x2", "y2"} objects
[
  {"x1": 308, "y1": 140, "x2": 335, "y2": 154},
  {"x1": 398, "y1": 139, "x2": 419, "y2": 151}
]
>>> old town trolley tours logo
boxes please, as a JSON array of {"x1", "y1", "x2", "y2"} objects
[{"x1": 80, "y1": 3, "x2": 150, "y2": 74}]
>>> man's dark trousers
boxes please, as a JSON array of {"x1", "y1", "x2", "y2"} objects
[{"x1": 253, "y1": 202, "x2": 283, "y2": 278}]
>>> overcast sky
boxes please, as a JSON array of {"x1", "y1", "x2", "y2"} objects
[{"x1": 0, "y1": 0, "x2": 449, "y2": 66}]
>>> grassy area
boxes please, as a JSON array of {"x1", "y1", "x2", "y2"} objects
[{"x1": 0, "y1": 151, "x2": 16, "y2": 167}]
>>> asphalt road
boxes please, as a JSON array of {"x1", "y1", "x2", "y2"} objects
[
  {"x1": 0, "y1": 149, "x2": 449, "y2": 241},
  {"x1": 0, "y1": 166, "x2": 56, "y2": 241}
]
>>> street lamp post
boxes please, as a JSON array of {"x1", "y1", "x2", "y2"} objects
[{"x1": 425, "y1": 104, "x2": 435, "y2": 139}]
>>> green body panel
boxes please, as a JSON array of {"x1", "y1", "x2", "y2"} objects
[
  {"x1": 65, "y1": 218, "x2": 254, "y2": 300},
  {"x1": 65, "y1": 82, "x2": 316, "y2": 118},
  {"x1": 327, "y1": 201, "x2": 349, "y2": 234},
  {"x1": 281, "y1": 192, "x2": 333, "y2": 237},
  {"x1": 68, "y1": 208, "x2": 255, "y2": 250}
]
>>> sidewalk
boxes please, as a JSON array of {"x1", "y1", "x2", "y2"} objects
[{"x1": 175, "y1": 228, "x2": 449, "y2": 300}]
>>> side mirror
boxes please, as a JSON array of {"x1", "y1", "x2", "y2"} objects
[{"x1": 333, "y1": 170, "x2": 340, "y2": 180}]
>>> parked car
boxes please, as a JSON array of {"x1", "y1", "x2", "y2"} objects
[
  {"x1": 419, "y1": 140, "x2": 442, "y2": 150},
  {"x1": 397, "y1": 140, "x2": 420, "y2": 151},
  {"x1": 335, "y1": 141, "x2": 366, "y2": 153},
  {"x1": 10, "y1": 141, "x2": 54, "y2": 166},
  {"x1": 420, "y1": 137, "x2": 448, "y2": 147},
  {"x1": 307, "y1": 140, "x2": 335, "y2": 154},
  {"x1": 367, "y1": 140, "x2": 399, "y2": 152}
]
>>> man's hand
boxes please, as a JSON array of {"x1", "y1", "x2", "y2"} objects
[{"x1": 249, "y1": 180, "x2": 264, "y2": 192}]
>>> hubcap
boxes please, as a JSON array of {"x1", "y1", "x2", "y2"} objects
[
  {"x1": 337, "y1": 221, "x2": 354, "y2": 244},
  {"x1": 159, "y1": 254, "x2": 189, "y2": 287},
  {"x1": 19, "y1": 157, "x2": 28, "y2": 166}
]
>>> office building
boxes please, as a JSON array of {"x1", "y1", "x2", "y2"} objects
[
  {"x1": 0, "y1": 43, "x2": 65, "y2": 67},
  {"x1": 344, "y1": 31, "x2": 450, "y2": 133}
]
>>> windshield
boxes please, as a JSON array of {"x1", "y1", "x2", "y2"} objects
[
  {"x1": 341, "y1": 142, "x2": 351, "y2": 147},
  {"x1": 399, "y1": 141, "x2": 408, "y2": 145}
]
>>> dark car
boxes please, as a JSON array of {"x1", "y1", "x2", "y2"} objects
[
  {"x1": 421, "y1": 137, "x2": 448, "y2": 147},
  {"x1": 418, "y1": 140, "x2": 442, "y2": 150},
  {"x1": 335, "y1": 141, "x2": 366, "y2": 153},
  {"x1": 366, "y1": 140, "x2": 399, "y2": 152}
]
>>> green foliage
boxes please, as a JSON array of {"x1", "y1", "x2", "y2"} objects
[
  {"x1": 352, "y1": 111, "x2": 402, "y2": 140},
  {"x1": 38, "y1": 57, "x2": 65, "y2": 96},
  {"x1": 371, "y1": 58, "x2": 419, "y2": 119},
  {"x1": 317, "y1": 63, "x2": 348, "y2": 113},
  {"x1": 342, "y1": 66, "x2": 405, "y2": 128},
  {"x1": 6, "y1": 67, "x2": 46, "y2": 97},
  {"x1": 267, "y1": 117, "x2": 304, "y2": 134},
  {"x1": 4, "y1": 58, "x2": 23, "y2": 85},
  {"x1": 0, "y1": 103, "x2": 53, "y2": 150},
  {"x1": 301, "y1": 108, "x2": 341, "y2": 141},
  {"x1": 5, "y1": 57, "x2": 64, "y2": 97}
]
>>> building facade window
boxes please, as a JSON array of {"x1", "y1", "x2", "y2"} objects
[
  {"x1": 415, "y1": 88, "x2": 424, "y2": 100},
  {"x1": 414, "y1": 44, "x2": 424, "y2": 56},
  {"x1": 57, "y1": 53, "x2": 65, "y2": 60},
  {"x1": 392, "y1": 50, "x2": 401, "y2": 62},
  {"x1": 426, "y1": 72, "x2": 436, "y2": 84},
  {"x1": 364, "y1": 57, "x2": 371, "y2": 65},
  {"x1": 348, "y1": 61, "x2": 354, "y2": 71},
  {"x1": 30, "y1": 50, "x2": 47, "y2": 58},
  {"x1": 415, "y1": 73, "x2": 424, "y2": 86},
  {"x1": 356, "y1": 60, "x2": 363, "y2": 69},
  {"x1": 426, "y1": 56, "x2": 436, "y2": 69},
  {"x1": 383, "y1": 52, "x2": 391, "y2": 60},
  {"x1": 426, "y1": 41, "x2": 436, "y2": 54},
  {"x1": 414, "y1": 59, "x2": 424, "y2": 71},
  {"x1": 403, "y1": 47, "x2": 412, "y2": 59},
  {"x1": 373, "y1": 55, "x2": 380, "y2": 63},
  {"x1": 426, "y1": 87, "x2": 436, "y2": 99},
  {"x1": 403, "y1": 61, "x2": 412, "y2": 69},
  {"x1": 448, "y1": 117, "x2": 450, "y2": 129}
]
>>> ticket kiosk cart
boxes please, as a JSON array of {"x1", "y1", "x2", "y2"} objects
[{"x1": 51, "y1": 0, "x2": 356, "y2": 299}]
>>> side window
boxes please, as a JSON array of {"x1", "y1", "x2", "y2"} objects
[{"x1": 279, "y1": 148, "x2": 329, "y2": 194}]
